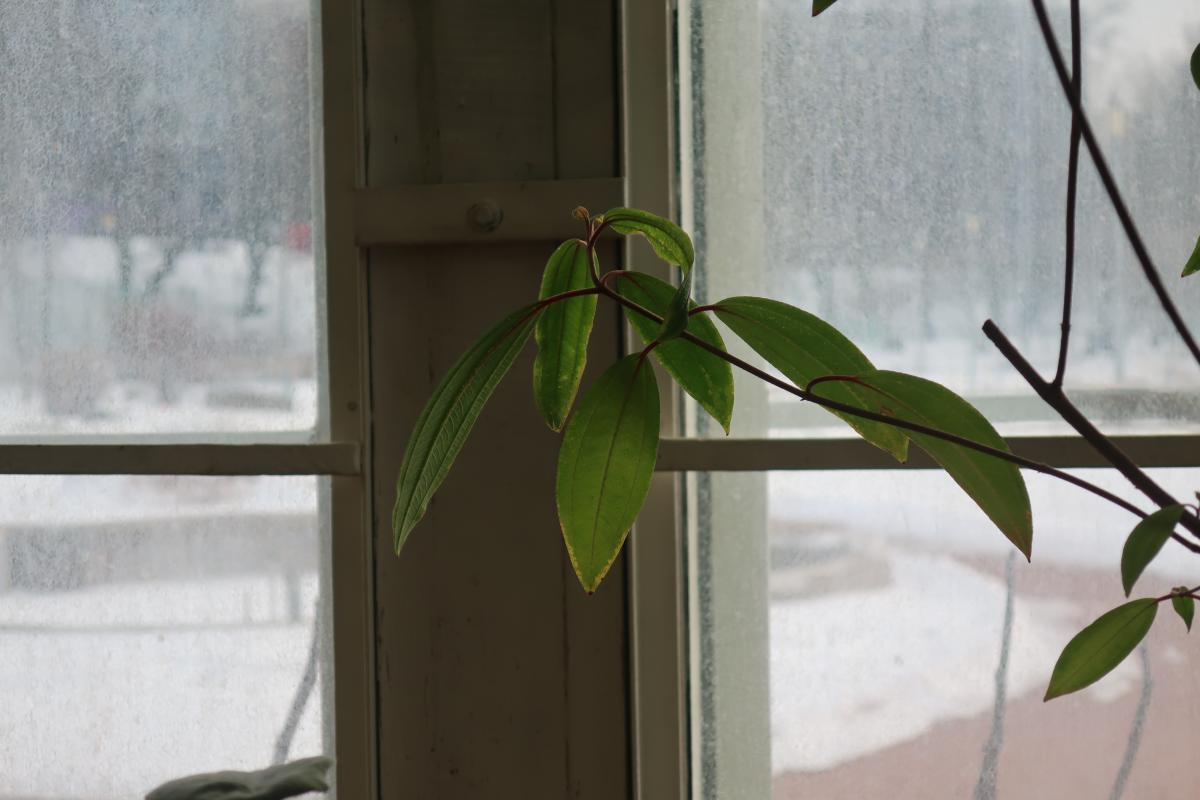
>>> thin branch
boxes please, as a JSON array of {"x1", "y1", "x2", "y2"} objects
[
  {"x1": 1029, "y1": 0, "x2": 1200, "y2": 368},
  {"x1": 1052, "y1": 0, "x2": 1082, "y2": 387},
  {"x1": 594, "y1": 280, "x2": 1180, "y2": 536},
  {"x1": 983, "y1": 319, "x2": 1200, "y2": 550},
  {"x1": 533, "y1": 286, "x2": 600, "y2": 314}
]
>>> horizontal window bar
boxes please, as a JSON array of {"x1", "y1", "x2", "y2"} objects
[
  {"x1": 354, "y1": 178, "x2": 623, "y2": 245},
  {"x1": 0, "y1": 443, "x2": 360, "y2": 476},
  {"x1": 9, "y1": 436, "x2": 1188, "y2": 476},
  {"x1": 655, "y1": 436, "x2": 1200, "y2": 472}
]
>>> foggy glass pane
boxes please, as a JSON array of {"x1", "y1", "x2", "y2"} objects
[
  {"x1": 692, "y1": 468, "x2": 1200, "y2": 798},
  {"x1": 0, "y1": 476, "x2": 331, "y2": 799},
  {"x1": 686, "y1": 0, "x2": 1200, "y2": 437},
  {"x1": 0, "y1": 2, "x2": 321, "y2": 440}
]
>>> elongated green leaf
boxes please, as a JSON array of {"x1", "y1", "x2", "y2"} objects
[
  {"x1": 855, "y1": 370, "x2": 1032, "y2": 558},
  {"x1": 600, "y1": 207, "x2": 694, "y2": 272},
  {"x1": 1172, "y1": 592, "x2": 1194, "y2": 631},
  {"x1": 1044, "y1": 599, "x2": 1157, "y2": 701},
  {"x1": 714, "y1": 297, "x2": 907, "y2": 460},
  {"x1": 534, "y1": 240, "x2": 598, "y2": 431},
  {"x1": 616, "y1": 273, "x2": 734, "y2": 433},
  {"x1": 1182, "y1": 234, "x2": 1200, "y2": 278},
  {"x1": 1120, "y1": 505, "x2": 1185, "y2": 596},
  {"x1": 146, "y1": 756, "x2": 333, "y2": 800},
  {"x1": 655, "y1": 269, "x2": 693, "y2": 343},
  {"x1": 813, "y1": 0, "x2": 839, "y2": 15},
  {"x1": 1192, "y1": 42, "x2": 1200, "y2": 92},
  {"x1": 557, "y1": 354, "x2": 660, "y2": 592},
  {"x1": 393, "y1": 304, "x2": 541, "y2": 552}
]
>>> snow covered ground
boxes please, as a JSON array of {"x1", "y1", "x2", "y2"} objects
[
  {"x1": 769, "y1": 553, "x2": 1094, "y2": 773},
  {"x1": 764, "y1": 468, "x2": 1200, "y2": 777}
]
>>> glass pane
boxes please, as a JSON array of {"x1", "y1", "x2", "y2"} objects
[
  {"x1": 682, "y1": 0, "x2": 1200, "y2": 437},
  {"x1": 0, "y1": 2, "x2": 322, "y2": 440},
  {"x1": 689, "y1": 468, "x2": 1200, "y2": 798},
  {"x1": 0, "y1": 476, "x2": 331, "y2": 799}
]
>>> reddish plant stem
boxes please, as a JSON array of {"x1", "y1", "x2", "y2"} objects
[
  {"x1": 1158, "y1": 585, "x2": 1200, "y2": 603},
  {"x1": 587, "y1": 272, "x2": 1183, "y2": 540},
  {"x1": 533, "y1": 286, "x2": 601, "y2": 315},
  {"x1": 805, "y1": 374, "x2": 872, "y2": 393}
]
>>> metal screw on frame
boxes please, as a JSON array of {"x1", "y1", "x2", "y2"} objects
[{"x1": 467, "y1": 199, "x2": 504, "y2": 233}]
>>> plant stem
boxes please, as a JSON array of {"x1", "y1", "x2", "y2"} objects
[
  {"x1": 592, "y1": 276, "x2": 1183, "y2": 539},
  {"x1": 534, "y1": 286, "x2": 601, "y2": 314},
  {"x1": 1052, "y1": 0, "x2": 1082, "y2": 388},
  {"x1": 1028, "y1": 0, "x2": 1200, "y2": 368},
  {"x1": 983, "y1": 319, "x2": 1200, "y2": 549}
]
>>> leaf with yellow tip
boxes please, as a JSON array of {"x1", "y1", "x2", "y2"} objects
[{"x1": 556, "y1": 354, "x2": 660, "y2": 593}]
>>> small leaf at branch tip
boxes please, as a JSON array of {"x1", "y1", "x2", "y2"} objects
[
  {"x1": 1044, "y1": 599, "x2": 1157, "y2": 701},
  {"x1": 1120, "y1": 505, "x2": 1184, "y2": 596},
  {"x1": 1182, "y1": 234, "x2": 1200, "y2": 278},
  {"x1": 1172, "y1": 591, "x2": 1194, "y2": 631},
  {"x1": 573, "y1": 206, "x2": 590, "y2": 222},
  {"x1": 1191, "y1": 42, "x2": 1200, "y2": 92},
  {"x1": 601, "y1": 207, "x2": 695, "y2": 271}
]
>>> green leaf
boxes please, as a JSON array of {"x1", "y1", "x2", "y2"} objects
[
  {"x1": 1182, "y1": 234, "x2": 1200, "y2": 278},
  {"x1": 1172, "y1": 592, "x2": 1194, "y2": 632},
  {"x1": 655, "y1": 269, "x2": 693, "y2": 343},
  {"x1": 1120, "y1": 504, "x2": 1185, "y2": 596},
  {"x1": 393, "y1": 303, "x2": 541, "y2": 552},
  {"x1": 556, "y1": 354, "x2": 660, "y2": 592},
  {"x1": 713, "y1": 296, "x2": 908, "y2": 461},
  {"x1": 855, "y1": 370, "x2": 1033, "y2": 559},
  {"x1": 616, "y1": 273, "x2": 734, "y2": 433},
  {"x1": 1044, "y1": 599, "x2": 1157, "y2": 701},
  {"x1": 1192, "y1": 42, "x2": 1200, "y2": 92},
  {"x1": 533, "y1": 240, "x2": 598, "y2": 430},
  {"x1": 813, "y1": 0, "x2": 839, "y2": 15},
  {"x1": 600, "y1": 207, "x2": 694, "y2": 272},
  {"x1": 146, "y1": 756, "x2": 333, "y2": 800}
]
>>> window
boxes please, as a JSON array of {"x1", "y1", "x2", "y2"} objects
[
  {"x1": 0, "y1": 2, "x2": 371, "y2": 797},
  {"x1": 624, "y1": 0, "x2": 1200, "y2": 797}
]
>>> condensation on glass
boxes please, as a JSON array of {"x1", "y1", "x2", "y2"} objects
[
  {"x1": 683, "y1": 0, "x2": 1200, "y2": 438},
  {"x1": 0, "y1": 475, "x2": 332, "y2": 799},
  {"x1": 682, "y1": 1, "x2": 1200, "y2": 797},
  {"x1": 692, "y1": 468, "x2": 1200, "y2": 799},
  {"x1": 0, "y1": 2, "x2": 321, "y2": 440}
]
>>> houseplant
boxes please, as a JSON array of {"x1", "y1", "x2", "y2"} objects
[{"x1": 393, "y1": 0, "x2": 1200, "y2": 709}]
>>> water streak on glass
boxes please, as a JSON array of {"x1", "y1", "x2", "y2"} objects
[
  {"x1": 0, "y1": 475, "x2": 331, "y2": 799},
  {"x1": 0, "y1": 2, "x2": 321, "y2": 440}
]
